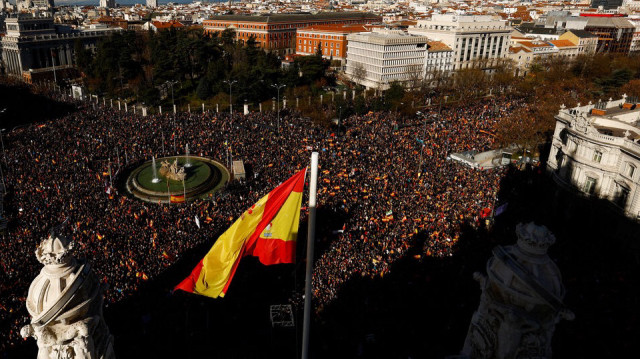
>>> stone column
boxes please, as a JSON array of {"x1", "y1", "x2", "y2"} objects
[
  {"x1": 243, "y1": 100, "x2": 249, "y2": 115},
  {"x1": 216, "y1": 103, "x2": 219, "y2": 113},
  {"x1": 283, "y1": 96, "x2": 287, "y2": 109},
  {"x1": 173, "y1": 104, "x2": 177, "y2": 114},
  {"x1": 124, "y1": 102, "x2": 128, "y2": 113}
]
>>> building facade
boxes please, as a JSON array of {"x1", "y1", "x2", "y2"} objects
[
  {"x1": 99, "y1": 0, "x2": 115, "y2": 8},
  {"x1": 547, "y1": 96, "x2": 640, "y2": 219},
  {"x1": 146, "y1": 0, "x2": 157, "y2": 8},
  {"x1": 408, "y1": 14, "x2": 511, "y2": 71},
  {"x1": 203, "y1": 12, "x2": 381, "y2": 55},
  {"x1": 295, "y1": 24, "x2": 371, "y2": 62},
  {"x1": 1, "y1": 15, "x2": 121, "y2": 81},
  {"x1": 345, "y1": 30, "x2": 429, "y2": 90},
  {"x1": 424, "y1": 40, "x2": 453, "y2": 86},
  {"x1": 558, "y1": 30, "x2": 599, "y2": 54},
  {"x1": 584, "y1": 16, "x2": 635, "y2": 54}
]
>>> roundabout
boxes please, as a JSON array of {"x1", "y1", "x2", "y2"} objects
[{"x1": 125, "y1": 156, "x2": 229, "y2": 203}]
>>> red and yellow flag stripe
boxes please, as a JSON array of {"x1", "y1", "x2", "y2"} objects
[{"x1": 175, "y1": 168, "x2": 306, "y2": 298}]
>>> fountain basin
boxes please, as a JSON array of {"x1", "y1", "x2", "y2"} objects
[{"x1": 125, "y1": 156, "x2": 229, "y2": 203}]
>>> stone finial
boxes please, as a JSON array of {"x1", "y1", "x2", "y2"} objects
[
  {"x1": 588, "y1": 101, "x2": 592, "y2": 105},
  {"x1": 560, "y1": 104, "x2": 566, "y2": 109},
  {"x1": 577, "y1": 102, "x2": 581, "y2": 107},
  {"x1": 36, "y1": 233, "x2": 74, "y2": 266},
  {"x1": 622, "y1": 93, "x2": 627, "y2": 100},
  {"x1": 515, "y1": 222, "x2": 556, "y2": 255}
]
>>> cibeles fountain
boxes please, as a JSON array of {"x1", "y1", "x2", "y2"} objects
[
  {"x1": 461, "y1": 222, "x2": 574, "y2": 359},
  {"x1": 20, "y1": 229, "x2": 115, "y2": 359}
]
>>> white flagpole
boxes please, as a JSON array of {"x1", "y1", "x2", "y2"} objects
[{"x1": 302, "y1": 152, "x2": 318, "y2": 359}]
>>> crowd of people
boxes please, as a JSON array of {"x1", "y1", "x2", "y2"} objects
[{"x1": 0, "y1": 88, "x2": 524, "y2": 350}]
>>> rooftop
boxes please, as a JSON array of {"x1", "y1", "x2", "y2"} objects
[
  {"x1": 207, "y1": 12, "x2": 380, "y2": 23},
  {"x1": 563, "y1": 29, "x2": 598, "y2": 38},
  {"x1": 428, "y1": 40, "x2": 453, "y2": 52},
  {"x1": 298, "y1": 24, "x2": 372, "y2": 34}
]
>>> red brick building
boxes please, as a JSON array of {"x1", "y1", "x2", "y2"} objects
[
  {"x1": 203, "y1": 12, "x2": 380, "y2": 55},
  {"x1": 295, "y1": 24, "x2": 372, "y2": 62}
]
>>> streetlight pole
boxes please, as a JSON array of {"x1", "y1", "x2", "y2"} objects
[
  {"x1": 271, "y1": 83, "x2": 285, "y2": 133},
  {"x1": 166, "y1": 81, "x2": 178, "y2": 106},
  {"x1": 223, "y1": 79, "x2": 237, "y2": 115}
]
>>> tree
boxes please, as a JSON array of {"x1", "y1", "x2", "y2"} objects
[
  {"x1": 196, "y1": 77, "x2": 211, "y2": 100},
  {"x1": 351, "y1": 62, "x2": 366, "y2": 88}
]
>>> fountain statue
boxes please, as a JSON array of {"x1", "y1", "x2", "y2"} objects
[
  {"x1": 184, "y1": 144, "x2": 191, "y2": 168},
  {"x1": 461, "y1": 222, "x2": 574, "y2": 359},
  {"x1": 159, "y1": 159, "x2": 186, "y2": 181},
  {"x1": 151, "y1": 156, "x2": 161, "y2": 183},
  {"x1": 20, "y1": 227, "x2": 115, "y2": 359}
]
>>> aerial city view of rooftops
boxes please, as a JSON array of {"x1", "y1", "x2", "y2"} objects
[{"x1": 0, "y1": 0, "x2": 639, "y2": 358}]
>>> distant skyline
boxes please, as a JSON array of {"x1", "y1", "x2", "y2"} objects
[{"x1": 35, "y1": 0, "x2": 225, "y2": 5}]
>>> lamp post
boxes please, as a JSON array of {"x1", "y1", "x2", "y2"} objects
[
  {"x1": 165, "y1": 80, "x2": 178, "y2": 107},
  {"x1": 271, "y1": 83, "x2": 286, "y2": 133},
  {"x1": 223, "y1": 79, "x2": 237, "y2": 115}
]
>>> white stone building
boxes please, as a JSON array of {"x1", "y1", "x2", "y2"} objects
[
  {"x1": 547, "y1": 96, "x2": 640, "y2": 219},
  {"x1": 424, "y1": 40, "x2": 453, "y2": 86},
  {"x1": 408, "y1": 14, "x2": 511, "y2": 71},
  {"x1": 146, "y1": 0, "x2": 158, "y2": 8},
  {"x1": 345, "y1": 29, "x2": 429, "y2": 90},
  {"x1": 99, "y1": 0, "x2": 115, "y2": 8}
]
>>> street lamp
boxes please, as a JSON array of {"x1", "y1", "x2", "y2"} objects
[
  {"x1": 165, "y1": 80, "x2": 178, "y2": 106},
  {"x1": 223, "y1": 79, "x2": 237, "y2": 115},
  {"x1": 271, "y1": 83, "x2": 286, "y2": 133}
]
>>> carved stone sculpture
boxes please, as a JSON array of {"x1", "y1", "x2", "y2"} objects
[
  {"x1": 21, "y1": 229, "x2": 115, "y2": 359},
  {"x1": 461, "y1": 222, "x2": 574, "y2": 359},
  {"x1": 159, "y1": 159, "x2": 186, "y2": 181}
]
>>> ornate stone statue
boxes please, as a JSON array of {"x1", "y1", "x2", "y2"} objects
[
  {"x1": 159, "y1": 158, "x2": 186, "y2": 181},
  {"x1": 461, "y1": 222, "x2": 574, "y2": 359},
  {"x1": 20, "y1": 228, "x2": 115, "y2": 359}
]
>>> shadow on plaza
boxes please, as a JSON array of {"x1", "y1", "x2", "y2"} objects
[
  {"x1": 0, "y1": 84, "x2": 75, "y2": 129},
  {"x1": 7, "y1": 164, "x2": 640, "y2": 359}
]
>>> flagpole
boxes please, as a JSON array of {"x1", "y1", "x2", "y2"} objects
[{"x1": 302, "y1": 152, "x2": 318, "y2": 359}]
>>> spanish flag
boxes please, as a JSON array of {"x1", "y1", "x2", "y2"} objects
[
  {"x1": 170, "y1": 195, "x2": 185, "y2": 203},
  {"x1": 175, "y1": 168, "x2": 306, "y2": 298}
]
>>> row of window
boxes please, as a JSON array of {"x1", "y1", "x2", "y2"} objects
[
  {"x1": 297, "y1": 45, "x2": 340, "y2": 57},
  {"x1": 299, "y1": 39, "x2": 340, "y2": 48},
  {"x1": 299, "y1": 33, "x2": 343, "y2": 40},
  {"x1": 582, "y1": 175, "x2": 631, "y2": 208}
]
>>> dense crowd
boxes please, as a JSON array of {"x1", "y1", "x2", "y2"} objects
[{"x1": 0, "y1": 89, "x2": 523, "y2": 350}]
